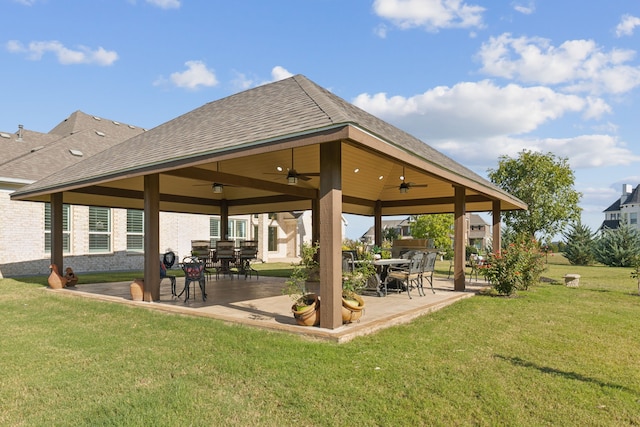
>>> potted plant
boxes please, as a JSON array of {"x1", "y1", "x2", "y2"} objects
[
  {"x1": 341, "y1": 251, "x2": 376, "y2": 323},
  {"x1": 283, "y1": 242, "x2": 320, "y2": 326}
]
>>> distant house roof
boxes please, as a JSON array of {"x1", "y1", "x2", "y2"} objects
[
  {"x1": 0, "y1": 111, "x2": 144, "y2": 185},
  {"x1": 12, "y1": 75, "x2": 526, "y2": 218}
]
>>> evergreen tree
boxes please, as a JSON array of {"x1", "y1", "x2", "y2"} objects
[
  {"x1": 563, "y1": 221, "x2": 595, "y2": 265},
  {"x1": 593, "y1": 224, "x2": 640, "y2": 267}
]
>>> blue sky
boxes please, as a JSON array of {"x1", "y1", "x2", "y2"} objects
[{"x1": 3, "y1": 0, "x2": 640, "y2": 240}]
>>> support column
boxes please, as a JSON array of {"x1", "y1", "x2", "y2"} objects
[
  {"x1": 319, "y1": 141, "x2": 342, "y2": 329},
  {"x1": 143, "y1": 174, "x2": 160, "y2": 301},
  {"x1": 492, "y1": 199, "x2": 501, "y2": 252},
  {"x1": 312, "y1": 198, "x2": 320, "y2": 246},
  {"x1": 220, "y1": 199, "x2": 229, "y2": 239},
  {"x1": 50, "y1": 193, "x2": 64, "y2": 273},
  {"x1": 454, "y1": 186, "x2": 466, "y2": 291},
  {"x1": 374, "y1": 200, "x2": 382, "y2": 247}
]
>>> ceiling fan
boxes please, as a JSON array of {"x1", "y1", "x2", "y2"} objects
[
  {"x1": 265, "y1": 149, "x2": 319, "y2": 185},
  {"x1": 390, "y1": 166, "x2": 428, "y2": 193}
]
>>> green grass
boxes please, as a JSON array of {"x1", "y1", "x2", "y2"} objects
[{"x1": 1, "y1": 258, "x2": 639, "y2": 426}]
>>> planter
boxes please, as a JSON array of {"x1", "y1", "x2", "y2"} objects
[
  {"x1": 130, "y1": 279, "x2": 144, "y2": 301},
  {"x1": 342, "y1": 293, "x2": 365, "y2": 323},
  {"x1": 292, "y1": 293, "x2": 320, "y2": 326}
]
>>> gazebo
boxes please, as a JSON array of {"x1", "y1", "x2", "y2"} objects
[{"x1": 11, "y1": 75, "x2": 526, "y2": 329}]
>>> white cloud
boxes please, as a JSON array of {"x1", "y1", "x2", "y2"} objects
[
  {"x1": 478, "y1": 33, "x2": 640, "y2": 95},
  {"x1": 6, "y1": 40, "x2": 118, "y2": 66},
  {"x1": 270, "y1": 66, "x2": 293, "y2": 81},
  {"x1": 168, "y1": 61, "x2": 218, "y2": 90},
  {"x1": 352, "y1": 80, "x2": 637, "y2": 172},
  {"x1": 373, "y1": 0, "x2": 485, "y2": 32},
  {"x1": 615, "y1": 14, "x2": 640, "y2": 37},
  {"x1": 12, "y1": 0, "x2": 37, "y2": 5},
  {"x1": 146, "y1": 0, "x2": 180, "y2": 9},
  {"x1": 512, "y1": 1, "x2": 535, "y2": 15},
  {"x1": 353, "y1": 80, "x2": 586, "y2": 140}
]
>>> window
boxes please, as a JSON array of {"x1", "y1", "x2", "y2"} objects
[
  {"x1": 210, "y1": 217, "x2": 220, "y2": 245},
  {"x1": 268, "y1": 226, "x2": 278, "y2": 251},
  {"x1": 126, "y1": 209, "x2": 144, "y2": 252},
  {"x1": 89, "y1": 207, "x2": 111, "y2": 252},
  {"x1": 631, "y1": 213, "x2": 638, "y2": 225},
  {"x1": 44, "y1": 203, "x2": 70, "y2": 253},
  {"x1": 209, "y1": 217, "x2": 247, "y2": 244}
]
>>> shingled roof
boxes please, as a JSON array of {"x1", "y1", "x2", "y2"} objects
[
  {"x1": 0, "y1": 111, "x2": 145, "y2": 183},
  {"x1": 12, "y1": 75, "x2": 526, "y2": 217}
]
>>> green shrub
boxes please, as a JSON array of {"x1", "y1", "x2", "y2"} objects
[{"x1": 481, "y1": 238, "x2": 545, "y2": 295}]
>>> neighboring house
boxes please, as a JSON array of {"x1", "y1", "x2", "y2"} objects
[
  {"x1": 601, "y1": 183, "x2": 640, "y2": 231},
  {"x1": 361, "y1": 213, "x2": 491, "y2": 250},
  {"x1": 0, "y1": 112, "x2": 318, "y2": 277},
  {"x1": 468, "y1": 214, "x2": 491, "y2": 251}
]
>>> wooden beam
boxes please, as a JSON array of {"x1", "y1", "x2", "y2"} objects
[
  {"x1": 454, "y1": 186, "x2": 466, "y2": 291},
  {"x1": 319, "y1": 141, "x2": 342, "y2": 329},
  {"x1": 143, "y1": 174, "x2": 161, "y2": 301},
  {"x1": 164, "y1": 167, "x2": 317, "y2": 199},
  {"x1": 381, "y1": 194, "x2": 492, "y2": 209}
]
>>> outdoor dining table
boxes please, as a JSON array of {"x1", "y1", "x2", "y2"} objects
[{"x1": 362, "y1": 258, "x2": 411, "y2": 296}]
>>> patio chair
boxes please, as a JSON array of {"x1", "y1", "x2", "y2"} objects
[
  {"x1": 180, "y1": 256, "x2": 207, "y2": 302},
  {"x1": 238, "y1": 240, "x2": 259, "y2": 279},
  {"x1": 215, "y1": 240, "x2": 237, "y2": 279},
  {"x1": 417, "y1": 251, "x2": 437, "y2": 296},
  {"x1": 160, "y1": 256, "x2": 177, "y2": 296},
  {"x1": 385, "y1": 251, "x2": 424, "y2": 299}
]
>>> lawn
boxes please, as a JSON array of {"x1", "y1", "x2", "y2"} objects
[{"x1": 1, "y1": 257, "x2": 639, "y2": 426}]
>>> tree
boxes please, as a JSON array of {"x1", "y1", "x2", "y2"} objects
[
  {"x1": 593, "y1": 224, "x2": 640, "y2": 267},
  {"x1": 383, "y1": 226, "x2": 399, "y2": 243},
  {"x1": 562, "y1": 221, "x2": 596, "y2": 265},
  {"x1": 410, "y1": 214, "x2": 454, "y2": 250},
  {"x1": 487, "y1": 150, "x2": 581, "y2": 241}
]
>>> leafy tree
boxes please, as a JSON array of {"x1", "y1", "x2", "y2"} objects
[
  {"x1": 383, "y1": 226, "x2": 399, "y2": 243},
  {"x1": 410, "y1": 214, "x2": 454, "y2": 250},
  {"x1": 593, "y1": 224, "x2": 640, "y2": 267},
  {"x1": 562, "y1": 221, "x2": 596, "y2": 265},
  {"x1": 487, "y1": 150, "x2": 581, "y2": 241}
]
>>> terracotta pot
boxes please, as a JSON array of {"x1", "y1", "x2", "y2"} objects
[
  {"x1": 342, "y1": 293, "x2": 365, "y2": 323},
  {"x1": 292, "y1": 294, "x2": 320, "y2": 326},
  {"x1": 130, "y1": 279, "x2": 144, "y2": 301}
]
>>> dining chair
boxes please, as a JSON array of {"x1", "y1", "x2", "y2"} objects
[
  {"x1": 180, "y1": 256, "x2": 206, "y2": 301},
  {"x1": 417, "y1": 251, "x2": 437, "y2": 296},
  {"x1": 215, "y1": 240, "x2": 237, "y2": 279},
  {"x1": 238, "y1": 240, "x2": 259, "y2": 279},
  {"x1": 386, "y1": 251, "x2": 424, "y2": 299},
  {"x1": 160, "y1": 256, "x2": 177, "y2": 296}
]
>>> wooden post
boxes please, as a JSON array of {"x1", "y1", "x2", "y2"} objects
[
  {"x1": 492, "y1": 199, "x2": 501, "y2": 252},
  {"x1": 319, "y1": 141, "x2": 342, "y2": 329},
  {"x1": 220, "y1": 199, "x2": 229, "y2": 239},
  {"x1": 50, "y1": 193, "x2": 64, "y2": 273},
  {"x1": 454, "y1": 186, "x2": 466, "y2": 291},
  {"x1": 143, "y1": 174, "x2": 160, "y2": 301},
  {"x1": 374, "y1": 200, "x2": 382, "y2": 247}
]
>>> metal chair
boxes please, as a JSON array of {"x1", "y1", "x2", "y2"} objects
[
  {"x1": 238, "y1": 240, "x2": 259, "y2": 279},
  {"x1": 215, "y1": 240, "x2": 237, "y2": 279},
  {"x1": 418, "y1": 252, "x2": 437, "y2": 295},
  {"x1": 161, "y1": 252, "x2": 177, "y2": 296},
  {"x1": 385, "y1": 251, "x2": 424, "y2": 299},
  {"x1": 180, "y1": 256, "x2": 206, "y2": 301}
]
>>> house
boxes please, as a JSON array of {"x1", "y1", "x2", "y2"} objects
[
  {"x1": 601, "y1": 183, "x2": 640, "y2": 231},
  {"x1": 360, "y1": 213, "x2": 491, "y2": 251},
  {"x1": 0, "y1": 112, "x2": 317, "y2": 277}
]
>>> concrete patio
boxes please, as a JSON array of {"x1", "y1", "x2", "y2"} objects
[{"x1": 54, "y1": 273, "x2": 487, "y2": 343}]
